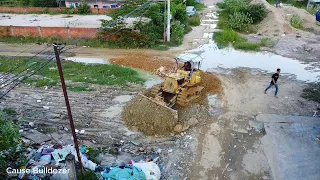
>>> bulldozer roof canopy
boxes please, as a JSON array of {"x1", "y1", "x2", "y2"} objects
[{"x1": 178, "y1": 53, "x2": 203, "y2": 63}]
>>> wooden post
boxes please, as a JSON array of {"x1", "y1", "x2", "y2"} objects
[
  {"x1": 38, "y1": 26, "x2": 42, "y2": 38},
  {"x1": 66, "y1": 154, "x2": 77, "y2": 180},
  {"x1": 10, "y1": 25, "x2": 14, "y2": 36}
]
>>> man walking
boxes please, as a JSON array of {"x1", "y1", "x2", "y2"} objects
[{"x1": 265, "y1": 68, "x2": 281, "y2": 97}]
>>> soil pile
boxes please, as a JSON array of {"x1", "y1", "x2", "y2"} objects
[{"x1": 122, "y1": 94, "x2": 179, "y2": 136}]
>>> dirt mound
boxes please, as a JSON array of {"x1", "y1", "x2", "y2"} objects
[
  {"x1": 251, "y1": 0, "x2": 320, "y2": 36},
  {"x1": 200, "y1": 72, "x2": 222, "y2": 94},
  {"x1": 122, "y1": 94, "x2": 179, "y2": 136}
]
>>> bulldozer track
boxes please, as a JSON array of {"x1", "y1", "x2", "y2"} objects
[
  {"x1": 177, "y1": 86, "x2": 204, "y2": 107},
  {"x1": 150, "y1": 84, "x2": 162, "y2": 97}
]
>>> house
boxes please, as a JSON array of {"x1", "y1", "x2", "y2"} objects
[{"x1": 64, "y1": 0, "x2": 123, "y2": 9}]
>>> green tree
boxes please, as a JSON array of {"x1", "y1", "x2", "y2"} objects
[{"x1": 30, "y1": 0, "x2": 58, "y2": 7}]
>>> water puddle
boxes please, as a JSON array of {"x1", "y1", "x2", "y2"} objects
[
  {"x1": 100, "y1": 105, "x2": 122, "y2": 118},
  {"x1": 179, "y1": 42, "x2": 320, "y2": 82},
  {"x1": 65, "y1": 57, "x2": 109, "y2": 64},
  {"x1": 113, "y1": 95, "x2": 133, "y2": 103},
  {"x1": 136, "y1": 69, "x2": 163, "y2": 89}
]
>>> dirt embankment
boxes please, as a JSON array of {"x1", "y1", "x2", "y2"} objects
[{"x1": 251, "y1": 0, "x2": 320, "y2": 36}]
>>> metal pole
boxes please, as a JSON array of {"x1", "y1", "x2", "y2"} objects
[
  {"x1": 167, "y1": 0, "x2": 170, "y2": 42},
  {"x1": 53, "y1": 43, "x2": 84, "y2": 173}
]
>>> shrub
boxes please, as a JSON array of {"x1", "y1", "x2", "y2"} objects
[
  {"x1": 189, "y1": 14, "x2": 200, "y2": 26},
  {"x1": 42, "y1": 7, "x2": 49, "y2": 14},
  {"x1": 260, "y1": 37, "x2": 268, "y2": 46},
  {"x1": 0, "y1": 111, "x2": 20, "y2": 152},
  {"x1": 171, "y1": 21, "x2": 185, "y2": 44},
  {"x1": 291, "y1": 15, "x2": 302, "y2": 29},
  {"x1": 224, "y1": 0, "x2": 247, "y2": 13},
  {"x1": 78, "y1": 3, "x2": 91, "y2": 15},
  {"x1": 241, "y1": 4, "x2": 267, "y2": 24},
  {"x1": 227, "y1": 12, "x2": 253, "y2": 31}
]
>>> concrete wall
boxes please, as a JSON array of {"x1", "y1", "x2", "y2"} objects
[
  {"x1": 0, "y1": 26, "x2": 99, "y2": 38},
  {"x1": 0, "y1": 7, "x2": 113, "y2": 15}
]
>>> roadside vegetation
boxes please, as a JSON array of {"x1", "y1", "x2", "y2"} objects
[
  {"x1": 0, "y1": 57, "x2": 145, "y2": 88},
  {"x1": 0, "y1": 108, "x2": 22, "y2": 179},
  {"x1": 301, "y1": 82, "x2": 320, "y2": 103},
  {"x1": 186, "y1": 0, "x2": 205, "y2": 11},
  {"x1": 0, "y1": 0, "x2": 203, "y2": 49},
  {"x1": 215, "y1": 0, "x2": 268, "y2": 51},
  {"x1": 290, "y1": 14, "x2": 303, "y2": 29}
]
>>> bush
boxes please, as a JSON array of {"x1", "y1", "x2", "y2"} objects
[
  {"x1": 227, "y1": 12, "x2": 253, "y2": 31},
  {"x1": 189, "y1": 14, "x2": 200, "y2": 26},
  {"x1": 171, "y1": 21, "x2": 185, "y2": 44},
  {"x1": 260, "y1": 37, "x2": 268, "y2": 46},
  {"x1": 241, "y1": 4, "x2": 267, "y2": 23},
  {"x1": 78, "y1": 3, "x2": 91, "y2": 15},
  {"x1": 291, "y1": 15, "x2": 302, "y2": 29},
  {"x1": 224, "y1": 0, "x2": 247, "y2": 13},
  {"x1": 0, "y1": 111, "x2": 20, "y2": 152}
]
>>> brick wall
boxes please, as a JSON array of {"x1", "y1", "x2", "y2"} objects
[
  {"x1": 0, "y1": 7, "x2": 113, "y2": 15},
  {"x1": 2, "y1": 26, "x2": 99, "y2": 38}
]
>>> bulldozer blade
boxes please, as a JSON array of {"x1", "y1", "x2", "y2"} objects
[{"x1": 122, "y1": 93, "x2": 179, "y2": 136}]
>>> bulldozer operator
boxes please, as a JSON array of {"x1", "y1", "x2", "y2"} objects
[{"x1": 182, "y1": 61, "x2": 192, "y2": 80}]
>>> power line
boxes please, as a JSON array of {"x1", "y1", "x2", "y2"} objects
[
  {"x1": 0, "y1": 53, "x2": 55, "y2": 88},
  {"x1": 0, "y1": 57, "x2": 55, "y2": 100}
]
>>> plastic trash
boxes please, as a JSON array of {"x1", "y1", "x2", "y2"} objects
[
  {"x1": 133, "y1": 162, "x2": 161, "y2": 180},
  {"x1": 52, "y1": 149, "x2": 69, "y2": 163},
  {"x1": 41, "y1": 148, "x2": 55, "y2": 155},
  {"x1": 39, "y1": 155, "x2": 51, "y2": 165}
]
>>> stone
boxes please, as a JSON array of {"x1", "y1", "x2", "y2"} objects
[
  {"x1": 22, "y1": 130, "x2": 51, "y2": 144},
  {"x1": 29, "y1": 122, "x2": 35, "y2": 127},
  {"x1": 187, "y1": 118, "x2": 199, "y2": 127},
  {"x1": 174, "y1": 124, "x2": 183, "y2": 133}
]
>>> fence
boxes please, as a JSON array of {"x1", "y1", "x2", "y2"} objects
[
  {"x1": 0, "y1": 7, "x2": 112, "y2": 15},
  {"x1": 0, "y1": 26, "x2": 99, "y2": 38}
]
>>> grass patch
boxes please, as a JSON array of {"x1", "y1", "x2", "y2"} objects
[
  {"x1": 2, "y1": 108, "x2": 17, "y2": 115},
  {"x1": 151, "y1": 44, "x2": 169, "y2": 51},
  {"x1": 260, "y1": 37, "x2": 268, "y2": 46},
  {"x1": 194, "y1": 3, "x2": 205, "y2": 11},
  {"x1": 213, "y1": 29, "x2": 260, "y2": 51},
  {"x1": 234, "y1": 41, "x2": 260, "y2": 51},
  {"x1": 301, "y1": 83, "x2": 320, "y2": 103},
  {"x1": 69, "y1": 86, "x2": 94, "y2": 92},
  {"x1": 189, "y1": 14, "x2": 201, "y2": 26},
  {"x1": 77, "y1": 170, "x2": 97, "y2": 180},
  {"x1": 0, "y1": 57, "x2": 145, "y2": 87},
  {"x1": 290, "y1": 14, "x2": 302, "y2": 29}
]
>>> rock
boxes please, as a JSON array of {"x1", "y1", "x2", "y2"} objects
[
  {"x1": 37, "y1": 100, "x2": 41, "y2": 103},
  {"x1": 43, "y1": 106, "x2": 50, "y2": 110},
  {"x1": 22, "y1": 130, "x2": 51, "y2": 144},
  {"x1": 187, "y1": 118, "x2": 198, "y2": 127},
  {"x1": 174, "y1": 124, "x2": 183, "y2": 133},
  {"x1": 19, "y1": 129, "x2": 23, "y2": 133},
  {"x1": 29, "y1": 122, "x2": 35, "y2": 127},
  {"x1": 64, "y1": 127, "x2": 68, "y2": 132}
]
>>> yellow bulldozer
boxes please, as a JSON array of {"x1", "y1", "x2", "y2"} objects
[
  {"x1": 123, "y1": 55, "x2": 205, "y2": 135},
  {"x1": 149, "y1": 57, "x2": 204, "y2": 108}
]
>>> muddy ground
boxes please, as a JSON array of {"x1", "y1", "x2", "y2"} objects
[{"x1": 1, "y1": 0, "x2": 320, "y2": 179}]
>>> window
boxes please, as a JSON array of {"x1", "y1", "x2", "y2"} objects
[{"x1": 94, "y1": 5, "x2": 99, "y2": 8}]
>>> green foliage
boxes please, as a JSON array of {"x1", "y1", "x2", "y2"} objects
[
  {"x1": 42, "y1": 7, "x2": 49, "y2": 14},
  {"x1": 69, "y1": 86, "x2": 94, "y2": 92},
  {"x1": 234, "y1": 41, "x2": 260, "y2": 51},
  {"x1": 227, "y1": 12, "x2": 253, "y2": 31},
  {"x1": 171, "y1": 21, "x2": 185, "y2": 44},
  {"x1": 291, "y1": 14, "x2": 302, "y2": 29},
  {"x1": 77, "y1": 170, "x2": 98, "y2": 180},
  {"x1": 64, "y1": 8, "x2": 77, "y2": 14},
  {"x1": 224, "y1": 0, "x2": 247, "y2": 13},
  {"x1": 301, "y1": 82, "x2": 320, "y2": 103},
  {"x1": 213, "y1": 29, "x2": 260, "y2": 51},
  {"x1": 241, "y1": 4, "x2": 267, "y2": 24},
  {"x1": 2, "y1": 108, "x2": 17, "y2": 115},
  {"x1": 189, "y1": 14, "x2": 200, "y2": 26},
  {"x1": 0, "y1": 57, "x2": 145, "y2": 87},
  {"x1": 30, "y1": 0, "x2": 57, "y2": 7},
  {"x1": 194, "y1": 3, "x2": 205, "y2": 11},
  {"x1": 260, "y1": 37, "x2": 268, "y2": 46},
  {"x1": 0, "y1": 111, "x2": 20, "y2": 152},
  {"x1": 78, "y1": 3, "x2": 91, "y2": 15}
]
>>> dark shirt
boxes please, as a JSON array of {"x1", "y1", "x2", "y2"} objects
[{"x1": 271, "y1": 73, "x2": 279, "y2": 84}]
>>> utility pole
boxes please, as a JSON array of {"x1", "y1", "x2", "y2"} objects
[
  {"x1": 53, "y1": 43, "x2": 84, "y2": 174},
  {"x1": 167, "y1": 0, "x2": 170, "y2": 42}
]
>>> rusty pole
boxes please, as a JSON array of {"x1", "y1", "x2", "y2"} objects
[{"x1": 53, "y1": 43, "x2": 84, "y2": 173}]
